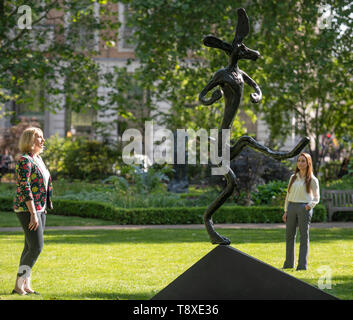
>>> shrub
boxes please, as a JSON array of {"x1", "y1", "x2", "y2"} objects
[
  {"x1": 251, "y1": 180, "x2": 288, "y2": 206},
  {"x1": 229, "y1": 148, "x2": 292, "y2": 206},
  {"x1": 0, "y1": 196, "x2": 327, "y2": 224},
  {"x1": 332, "y1": 211, "x2": 353, "y2": 222},
  {"x1": 0, "y1": 196, "x2": 13, "y2": 211},
  {"x1": 103, "y1": 164, "x2": 172, "y2": 195},
  {"x1": 324, "y1": 175, "x2": 353, "y2": 190},
  {"x1": 51, "y1": 202, "x2": 328, "y2": 224},
  {"x1": 320, "y1": 160, "x2": 342, "y2": 183},
  {"x1": 43, "y1": 135, "x2": 119, "y2": 180}
]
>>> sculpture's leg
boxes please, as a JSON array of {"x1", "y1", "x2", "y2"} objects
[
  {"x1": 230, "y1": 136, "x2": 310, "y2": 160},
  {"x1": 203, "y1": 166, "x2": 236, "y2": 245},
  {"x1": 202, "y1": 135, "x2": 308, "y2": 245}
]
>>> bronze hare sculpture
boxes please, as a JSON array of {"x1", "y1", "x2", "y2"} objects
[{"x1": 199, "y1": 8, "x2": 309, "y2": 245}]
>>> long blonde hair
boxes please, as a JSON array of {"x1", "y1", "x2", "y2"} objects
[
  {"x1": 18, "y1": 127, "x2": 43, "y2": 154},
  {"x1": 288, "y1": 152, "x2": 313, "y2": 194}
]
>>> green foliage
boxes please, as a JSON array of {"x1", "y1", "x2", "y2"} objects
[
  {"x1": 324, "y1": 175, "x2": 353, "y2": 190},
  {"x1": 52, "y1": 201, "x2": 328, "y2": 224},
  {"x1": 100, "y1": 67, "x2": 158, "y2": 137},
  {"x1": 248, "y1": 1, "x2": 353, "y2": 173},
  {"x1": 102, "y1": 164, "x2": 173, "y2": 196},
  {"x1": 102, "y1": 175, "x2": 130, "y2": 194},
  {"x1": 42, "y1": 135, "x2": 119, "y2": 180},
  {"x1": 348, "y1": 157, "x2": 353, "y2": 175},
  {"x1": 251, "y1": 180, "x2": 288, "y2": 206},
  {"x1": 41, "y1": 134, "x2": 68, "y2": 178},
  {"x1": 0, "y1": 195, "x2": 328, "y2": 223},
  {"x1": 0, "y1": 1, "x2": 121, "y2": 115},
  {"x1": 122, "y1": 0, "x2": 353, "y2": 175},
  {"x1": 60, "y1": 184, "x2": 218, "y2": 209},
  {"x1": 0, "y1": 181, "x2": 223, "y2": 208},
  {"x1": 0, "y1": 183, "x2": 16, "y2": 197},
  {"x1": 103, "y1": 0, "x2": 253, "y2": 140},
  {"x1": 320, "y1": 160, "x2": 342, "y2": 183},
  {"x1": 122, "y1": 165, "x2": 171, "y2": 193},
  {"x1": 2, "y1": 1, "x2": 352, "y2": 165},
  {"x1": 332, "y1": 211, "x2": 353, "y2": 222},
  {"x1": 0, "y1": 196, "x2": 13, "y2": 211}
]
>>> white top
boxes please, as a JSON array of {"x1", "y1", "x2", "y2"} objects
[
  {"x1": 33, "y1": 155, "x2": 50, "y2": 213},
  {"x1": 284, "y1": 173, "x2": 320, "y2": 212}
]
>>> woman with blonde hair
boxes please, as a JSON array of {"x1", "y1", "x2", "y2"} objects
[
  {"x1": 282, "y1": 152, "x2": 320, "y2": 270},
  {"x1": 12, "y1": 127, "x2": 53, "y2": 295}
]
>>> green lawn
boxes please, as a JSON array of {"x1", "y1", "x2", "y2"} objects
[{"x1": 0, "y1": 228, "x2": 352, "y2": 300}]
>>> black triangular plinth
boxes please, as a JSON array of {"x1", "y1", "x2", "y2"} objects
[{"x1": 152, "y1": 245, "x2": 338, "y2": 300}]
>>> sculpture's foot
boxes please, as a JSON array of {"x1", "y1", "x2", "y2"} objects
[
  {"x1": 204, "y1": 219, "x2": 231, "y2": 245},
  {"x1": 210, "y1": 233, "x2": 231, "y2": 245}
]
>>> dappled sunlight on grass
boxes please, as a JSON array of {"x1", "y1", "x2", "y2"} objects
[{"x1": 0, "y1": 228, "x2": 351, "y2": 300}]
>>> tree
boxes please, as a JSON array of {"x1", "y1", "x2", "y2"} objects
[
  {"x1": 0, "y1": 0, "x2": 120, "y2": 124},
  {"x1": 248, "y1": 0, "x2": 353, "y2": 174},
  {"x1": 121, "y1": 0, "x2": 352, "y2": 174},
  {"x1": 122, "y1": 0, "x2": 253, "y2": 139},
  {"x1": 99, "y1": 66, "x2": 158, "y2": 145}
]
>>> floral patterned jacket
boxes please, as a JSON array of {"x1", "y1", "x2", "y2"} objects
[{"x1": 13, "y1": 153, "x2": 53, "y2": 213}]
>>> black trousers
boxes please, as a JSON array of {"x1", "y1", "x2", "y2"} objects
[{"x1": 16, "y1": 211, "x2": 46, "y2": 278}]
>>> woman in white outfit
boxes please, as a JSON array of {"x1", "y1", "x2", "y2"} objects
[{"x1": 282, "y1": 152, "x2": 320, "y2": 270}]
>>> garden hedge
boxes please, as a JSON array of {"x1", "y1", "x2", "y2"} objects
[{"x1": 0, "y1": 196, "x2": 328, "y2": 224}]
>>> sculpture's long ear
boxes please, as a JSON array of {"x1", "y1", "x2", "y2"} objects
[
  {"x1": 203, "y1": 35, "x2": 232, "y2": 55},
  {"x1": 232, "y1": 8, "x2": 250, "y2": 46}
]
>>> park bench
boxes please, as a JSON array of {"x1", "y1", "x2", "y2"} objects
[{"x1": 322, "y1": 189, "x2": 353, "y2": 221}]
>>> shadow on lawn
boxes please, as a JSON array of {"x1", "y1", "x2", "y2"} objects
[
  {"x1": 35, "y1": 228, "x2": 353, "y2": 245},
  {"x1": 49, "y1": 291, "x2": 156, "y2": 300},
  {"x1": 0, "y1": 291, "x2": 155, "y2": 300}
]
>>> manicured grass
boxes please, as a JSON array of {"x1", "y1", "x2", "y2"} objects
[
  {"x1": 0, "y1": 211, "x2": 116, "y2": 227},
  {"x1": 0, "y1": 228, "x2": 352, "y2": 300}
]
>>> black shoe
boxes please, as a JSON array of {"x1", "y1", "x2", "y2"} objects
[
  {"x1": 296, "y1": 267, "x2": 307, "y2": 271},
  {"x1": 26, "y1": 290, "x2": 40, "y2": 295},
  {"x1": 11, "y1": 289, "x2": 28, "y2": 296}
]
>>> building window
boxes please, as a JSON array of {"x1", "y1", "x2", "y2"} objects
[
  {"x1": 29, "y1": 24, "x2": 55, "y2": 52},
  {"x1": 65, "y1": 80, "x2": 98, "y2": 138},
  {"x1": 118, "y1": 3, "x2": 136, "y2": 52},
  {"x1": 14, "y1": 79, "x2": 45, "y2": 129},
  {"x1": 70, "y1": 109, "x2": 97, "y2": 137},
  {"x1": 65, "y1": 1, "x2": 100, "y2": 52}
]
